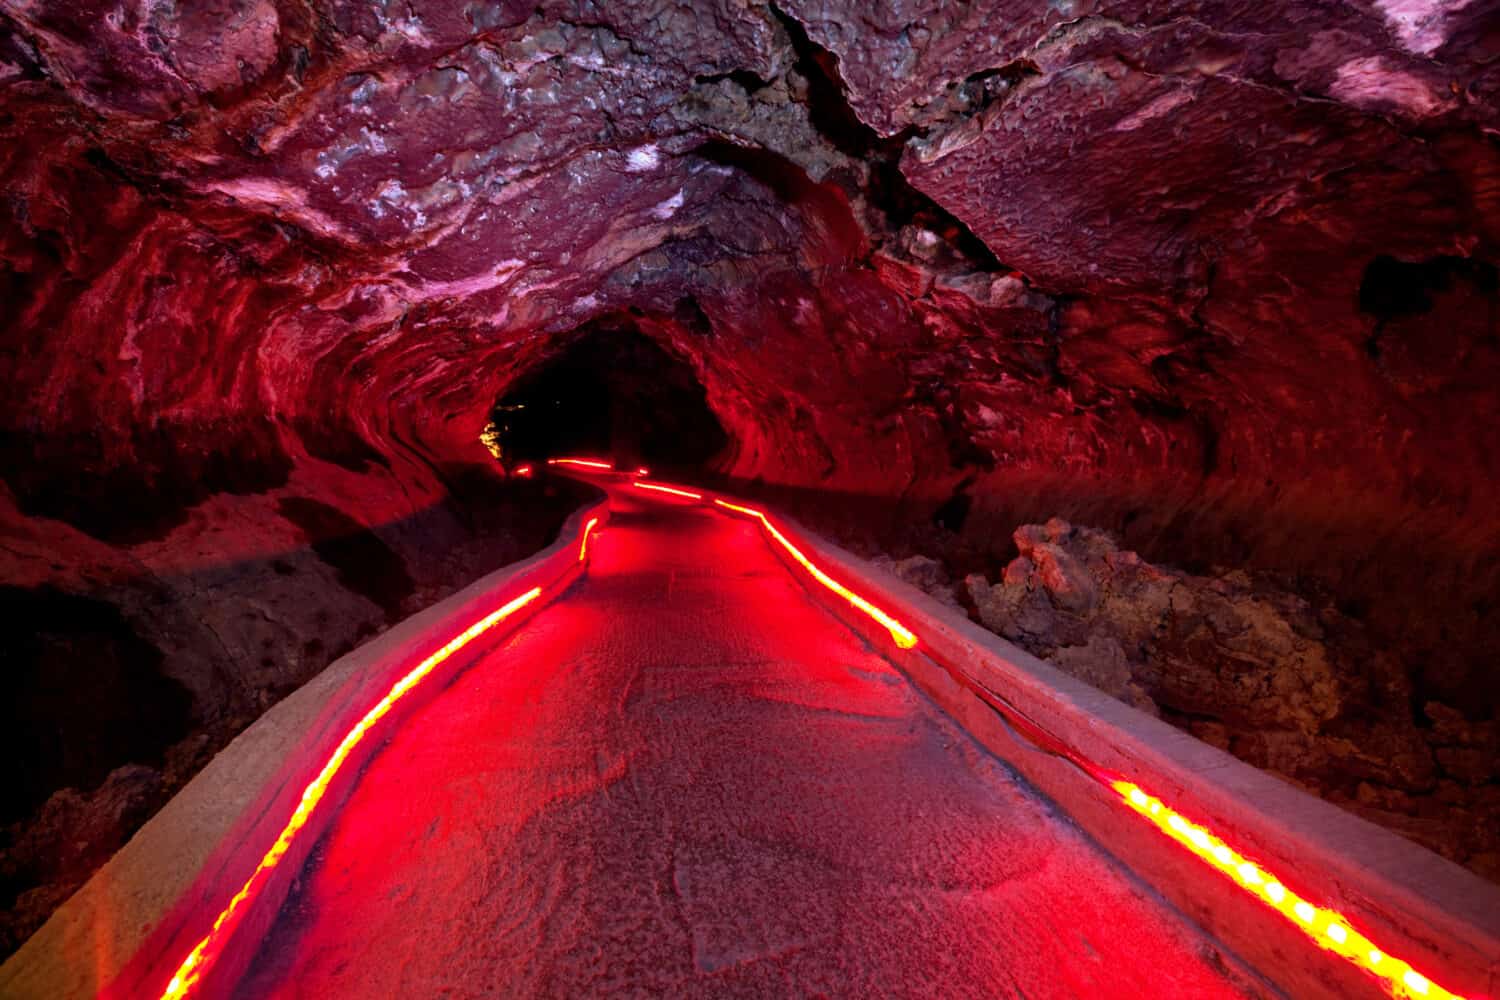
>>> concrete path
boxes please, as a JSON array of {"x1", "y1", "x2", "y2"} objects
[{"x1": 235, "y1": 490, "x2": 1255, "y2": 998}]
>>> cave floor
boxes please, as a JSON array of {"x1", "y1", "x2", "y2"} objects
[{"x1": 234, "y1": 492, "x2": 1254, "y2": 998}]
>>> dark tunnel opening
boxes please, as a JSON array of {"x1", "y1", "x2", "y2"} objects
[{"x1": 487, "y1": 319, "x2": 729, "y2": 473}]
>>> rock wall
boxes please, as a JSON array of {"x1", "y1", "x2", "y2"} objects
[{"x1": 964, "y1": 519, "x2": 1499, "y2": 881}]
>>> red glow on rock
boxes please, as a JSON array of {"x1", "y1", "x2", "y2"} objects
[{"x1": 156, "y1": 585, "x2": 545, "y2": 1000}]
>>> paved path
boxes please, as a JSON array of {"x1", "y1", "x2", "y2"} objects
[{"x1": 236, "y1": 490, "x2": 1254, "y2": 998}]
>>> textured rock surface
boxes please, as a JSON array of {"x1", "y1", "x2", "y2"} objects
[
  {"x1": 1, "y1": 0, "x2": 1497, "y2": 948},
  {"x1": 0, "y1": 469, "x2": 591, "y2": 955},
  {"x1": 966, "y1": 520, "x2": 1500, "y2": 880},
  {"x1": 0, "y1": 764, "x2": 163, "y2": 957},
  {"x1": 869, "y1": 553, "x2": 962, "y2": 608}
]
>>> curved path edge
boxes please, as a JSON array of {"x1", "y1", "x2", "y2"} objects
[
  {"x1": 0, "y1": 497, "x2": 610, "y2": 1000},
  {"x1": 755, "y1": 505, "x2": 1500, "y2": 1000}
]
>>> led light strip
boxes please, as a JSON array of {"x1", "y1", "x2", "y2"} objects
[
  {"x1": 158, "y1": 585, "x2": 545, "y2": 1000},
  {"x1": 542, "y1": 457, "x2": 652, "y2": 477},
  {"x1": 553, "y1": 466, "x2": 1469, "y2": 998},
  {"x1": 633, "y1": 481, "x2": 704, "y2": 500},
  {"x1": 1113, "y1": 781, "x2": 1465, "y2": 1000},
  {"x1": 546, "y1": 457, "x2": 613, "y2": 470},
  {"x1": 703, "y1": 488, "x2": 1464, "y2": 999},
  {"x1": 579, "y1": 517, "x2": 599, "y2": 563},
  {"x1": 713, "y1": 499, "x2": 918, "y2": 650},
  {"x1": 931, "y1": 644, "x2": 1470, "y2": 1000}
]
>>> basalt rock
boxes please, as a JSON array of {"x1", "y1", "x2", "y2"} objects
[
  {"x1": 0, "y1": 764, "x2": 162, "y2": 957},
  {"x1": 967, "y1": 519, "x2": 1499, "y2": 880},
  {"x1": 869, "y1": 553, "x2": 961, "y2": 608}
]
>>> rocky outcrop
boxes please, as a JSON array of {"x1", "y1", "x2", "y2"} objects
[
  {"x1": 869, "y1": 553, "x2": 962, "y2": 608},
  {"x1": 967, "y1": 519, "x2": 1500, "y2": 881}
]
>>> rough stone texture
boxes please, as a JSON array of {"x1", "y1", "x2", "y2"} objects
[
  {"x1": 0, "y1": 765, "x2": 162, "y2": 959},
  {"x1": 0, "y1": 0, "x2": 1497, "y2": 947},
  {"x1": 966, "y1": 520, "x2": 1500, "y2": 881},
  {"x1": 0, "y1": 467, "x2": 590, "y2": 956},
  {"x1": 869, "y1": 553, "x2": 961, "y2": 608}
]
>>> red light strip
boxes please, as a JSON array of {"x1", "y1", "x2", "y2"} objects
[
  {"x1": 1113, "y1": 780, "x2": 1465, "y2": 1000},
  {"x1": 546, "y1": 458, "x2": 613, "y2": 470},
  {"x1": 636, "y1": 467, "x2": 650, "y2": 476},
  {"x1": 152, "y1": 472, "x2": 1468, "y2": 1000},
  {"x1": 709, "y1": 493, "x2": 1465, "y2": 998},
  {"x1": 579, "y1": 517, "x2": 599, "y2": 563},
  {"x1": 633, "y1": 482, "x2": 703, "y2": 500},
  {"x1": 512, "y1": 464, "x2": 533, "y2": 478},
  {"x1": 941, "y1": 645, "x2": 1470, "y2": 1000},
  {"x1": 712, "y1": 499, "x2": 918, "y2": 650},
  {"x1": 158, "y1": 586, "x2": 545, "y2": 1000}
]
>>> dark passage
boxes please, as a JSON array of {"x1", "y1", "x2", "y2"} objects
[{"x1": 487, "y1": 319, "x2": 727, "y2": 472}]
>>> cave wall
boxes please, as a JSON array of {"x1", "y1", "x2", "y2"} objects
[{"x1": 1, "y1": 0, "x2": 1497, "y2": 943}]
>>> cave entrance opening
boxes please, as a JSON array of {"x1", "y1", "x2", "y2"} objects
[{"x1": 487, "y1": 317, "x2": 728, "y2": 475}]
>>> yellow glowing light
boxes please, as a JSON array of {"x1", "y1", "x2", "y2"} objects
[
  {"x1": 547, "y1": 457, "x2": 613, "y2": 470},
  {"x1": 1112, "y1": 781, "x2": 1467, "y2": 1000},
  {"x1": 633, "y1": 482, "x2": 704, "y2": 500},
  {"x1": 159, "y1": 586, "x2": 545, "y2": 999},
  {"x1": 713, "y1": 499, "x2": 919, "y2": 650},
  {"x1": 579, "y1": 517, "x2": 599, "y2": 562},
  {"x1": 480, "y1": 421, "x2": 504, "y2": 461}
]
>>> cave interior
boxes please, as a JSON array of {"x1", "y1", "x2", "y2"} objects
[{"x1": 0, "y1": 0, "x2": 1497, "y2": 964}]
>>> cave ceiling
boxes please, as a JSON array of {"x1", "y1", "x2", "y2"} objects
[{"x1": 0, "y1": 0, "x2": 1497, "y2": 591}]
